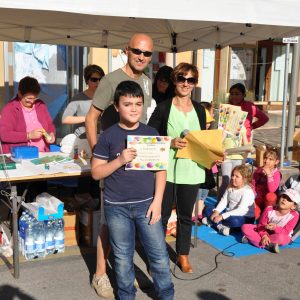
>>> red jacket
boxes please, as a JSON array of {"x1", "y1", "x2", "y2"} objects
[
  {"x1": 0, "y1": 96, "x2": 56, "y2": 153},
  {"x1": 232, "y1": 100, "x2": 269, "y2": 142}
]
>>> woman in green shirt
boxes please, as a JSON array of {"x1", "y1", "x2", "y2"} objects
[{"x1": 148, "y1": 62, "x2": 206, "y2": 274}]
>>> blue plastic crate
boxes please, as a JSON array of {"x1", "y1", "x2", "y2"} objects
[{"x1": 11, "y1": 146, "x2": 39, "y2": 159}]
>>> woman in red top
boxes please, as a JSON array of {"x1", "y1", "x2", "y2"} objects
[
  {"x1": 0, "y1": 76, "x2": 55, "y2": 153},
  {"x1": 229, "y1": 83, "x2": 269, "y2": 142}
]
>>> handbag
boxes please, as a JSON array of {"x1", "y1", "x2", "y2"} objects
[{"x1": 199, "y1": 168, "x2": 216, "y2": 190}]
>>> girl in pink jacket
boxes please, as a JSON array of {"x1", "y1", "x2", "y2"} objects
[
  {"x1": 252, "y1": 147, "x2": 281, "y2": 219},
  {"x1": 241, "y1": 189, "x2": 299, "y2": 253}
]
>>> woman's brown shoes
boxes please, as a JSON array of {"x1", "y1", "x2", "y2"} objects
[{"x1": 177, "y1": 255, "x2": 193, "y2": 273}]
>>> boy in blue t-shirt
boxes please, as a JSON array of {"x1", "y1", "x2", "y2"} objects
[{"x1": 92, "y1": 81, "x2": 174, "y2": 300}]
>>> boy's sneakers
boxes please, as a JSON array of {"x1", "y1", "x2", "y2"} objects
[
  {"x1": 217, "y1": 224, "x2": 230, "y2": 236},
  {"x1": 241, "y1": 236, "x2": 249, "y2": 244},
  {"x1": 201, "y1": 217, "x2": 211, "y2": 227},
  {"x1": 91, "y1": 273, "x2": 114, "y2": 299},
  {"x1": 266, "y1": 243, "x2": 280, "y2": 254}
]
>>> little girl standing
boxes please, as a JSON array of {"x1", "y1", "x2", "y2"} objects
[
  {"x1": 202, "y1": 164, "x2": 255, "y2": 236},
  {"x1": 241, "y1": 189, "x2": 299, "y2": 253},
  {"x1": 252, "y1": 147, "x2": 281, "y2": 219}
]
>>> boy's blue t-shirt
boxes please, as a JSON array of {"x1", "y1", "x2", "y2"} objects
[{"x1": 93, "y1": 122, "x2": 159, "y2": 205}]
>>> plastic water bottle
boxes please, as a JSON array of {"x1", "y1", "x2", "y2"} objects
[
  {"x1": 35, "y1": 221, "x2": 46, "y2": 258},
  {"x1": 54, "y1": 218, "x2": 65, "y2": 253},
  {"x1": 19, "y1": 212, "x2": 27, "y2": 255},
  {"x1": 45, "y1": 220, "x2": 55, "y2": 255},
  {"x1": 25, "y1": 223, "x2": 36, "y2": 260}
]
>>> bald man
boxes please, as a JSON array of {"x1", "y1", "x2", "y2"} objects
[{"x1": 86, "y1": 33, "x2": 154, "y2": 299}]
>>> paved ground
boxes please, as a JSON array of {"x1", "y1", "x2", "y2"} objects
[{"x1": 1, "y1": 110, "x2": 300, "y2": 300}]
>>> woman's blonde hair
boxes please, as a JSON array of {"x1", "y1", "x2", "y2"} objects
[{"x1": 230, "y1": 164, "x2": 252, "y2": 187}]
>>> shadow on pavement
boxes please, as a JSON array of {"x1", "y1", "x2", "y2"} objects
[{"x1": 0, "y1": 284, "x2": 37, "y2": 300}]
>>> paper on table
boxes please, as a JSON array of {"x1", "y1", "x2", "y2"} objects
[
  {"x1": 225, "y1": 145, "x2": 254, "y2": 155},
  {"x1": 176, "y1": 130, "x2": 224, "y2": 169}
]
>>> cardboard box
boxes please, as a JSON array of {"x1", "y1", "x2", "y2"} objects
[
  {"x1": 64, "y1": 211, "x2": 79, "y2": 246},
  {"x1": 293, "y1": 129, "x2": 300, "y2": 161},
  {"x1": 79, "y1": 209, "x2": 101, "y2": 247},
  {"x1": 255, "y1": 145, "x2": 266, "y2": 167},
  {"x1": 166, "y1": 209, "x2": 177, "y2": 236}
]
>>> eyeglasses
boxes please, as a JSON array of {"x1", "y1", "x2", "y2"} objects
[
  {"x1": 176, "y1": 75, "x2": 197, "y2": 85},
  {"x1": 24, "y1": 96, "x2": 38, "y2": 101},
  {"x1": 89, "y1": 77, "x2": 101, "y2": 82},
  {"x1": 128, "y1": 47, "x2": 153, "y2": 57}
]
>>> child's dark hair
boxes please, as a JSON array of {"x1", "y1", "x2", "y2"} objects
[
  {"x1": 114, "y1": 81, "x2": 144, "y2": 106},
  {"x1": 84, "y1": 64, "x2": 105, "y2": 84},
  {"x1": 18, "y1": 76, "x2": 40, "y2": 96},
  {"x1": 229, "y1": 83, "x2": 246, "y2": 96},
  {"x1": 230, "y1": 164, "x2": 252, "y2": 186},
  {"x1": 264, "y1": 146, "x2": 280, "y2": 162}
]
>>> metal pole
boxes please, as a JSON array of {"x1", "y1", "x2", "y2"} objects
[
  {"x1": 286, "y1": 40, "x2": 300, "y2": 160},
  {"x1": 3, "y1": 42, "x2": 10, "y2": 103},
  {"x1": 108, "y1": 49, "x2": 112, "y2": 73},
  {"x1": 173, "y1": 53, "x2": 176, "y2": 68},
  {"x1": 280, "y1": 43, "x2": 290, "y2": 168},
  {"x1": 11, "y1": 186, "x2": 19, "y2": 278}
]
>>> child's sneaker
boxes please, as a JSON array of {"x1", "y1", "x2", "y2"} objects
[
  {"x1": 201, "y1": 217, "x2": 210, "y2": 227},
  {"x1": 91, "y1": 273, "x2": 114, "y2": 299},
  {"x1": 266, "y1": 243, "x2": 280, "y2": 253},
  {"x1": 217, "y1": 224, "x2": 230, "y2": 236},
  {"x1": 241, "y1": 236, "x2": 249, "y2": 244}
]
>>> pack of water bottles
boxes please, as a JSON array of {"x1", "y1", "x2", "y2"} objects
[{"x1": 19, "y1": 210, "x2": 65, "y2": 260}]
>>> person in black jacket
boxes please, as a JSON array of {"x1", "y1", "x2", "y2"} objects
[
  {"x1": 152, "y1": 65, "x2": 175, "y2": 105},
  {"x1": 148, "y1": 62, "x2": 206, "y2": 274}
]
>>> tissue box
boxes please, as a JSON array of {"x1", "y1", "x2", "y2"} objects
[
  {"x1": 23, "y1": 192, "x2": 64, "y2": 221},
  {"x1": 11, "y1": 146, "x2": 39, "y2": 159}
]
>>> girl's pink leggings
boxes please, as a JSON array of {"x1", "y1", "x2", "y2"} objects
[{"x1": 242, "y1": 224, "x2": 291, "y2": 248}]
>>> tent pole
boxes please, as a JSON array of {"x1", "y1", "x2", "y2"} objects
[
  {"x1": 280, "y1": 43, "x2": 290, "y2": 168},
  {"x1": 286, "y1": 39, "x2": 300, "y2": 161},
  {"x1": 3, "y1": 41, "x2": 10, "y2": 102},
  {"x1": 108, "y1": 49, "x2": 112, "y2": 73}
]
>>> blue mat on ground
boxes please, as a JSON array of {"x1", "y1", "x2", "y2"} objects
[{"x1": 192, "y1": 196, "x2": 300, "y2": 257}]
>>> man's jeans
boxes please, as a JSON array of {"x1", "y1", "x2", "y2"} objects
[{"x1": 105, "y1": 201, "x2": 174, "y2": 300}]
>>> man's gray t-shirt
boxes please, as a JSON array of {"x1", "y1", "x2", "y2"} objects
[{"x1": 92, "y1": 68, "x2": 152, "y2": 123}]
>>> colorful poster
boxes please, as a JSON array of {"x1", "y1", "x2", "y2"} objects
[
  {"x1": 218, "y1": 104, "x2": 248, "y2": 138},
  {"x1": 125, "y1": 135, "x2": 171, "y2": 171}
]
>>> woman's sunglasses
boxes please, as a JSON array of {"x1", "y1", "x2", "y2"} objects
[
  {"x1": 89, "y1": 77, "x2": 101, "y2": 82},
  {"x1": 176, "y1": 75, "x2": 197, "y2": 85},
  {"x1": 128, "y1": 47, "x2": 152, "y2": 57}
]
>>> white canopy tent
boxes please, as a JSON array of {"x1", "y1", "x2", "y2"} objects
[{"x1": 0, "y1": 0, "x2": 300, "y2": 51}]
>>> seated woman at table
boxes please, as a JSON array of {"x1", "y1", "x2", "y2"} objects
[
  {"x1": 62, "y1": 64, "x2": 105, "y2": 138},
  {"x1": 0, "y1": 76, "x2": 56, "y2": 154}
]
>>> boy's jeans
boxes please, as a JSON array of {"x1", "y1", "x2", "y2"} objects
[{"x1": 105, "y1": 201, "x2": 174, "y2": 300}]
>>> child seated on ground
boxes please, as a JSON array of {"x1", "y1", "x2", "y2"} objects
[
  {"x1": 252, "y1": 147, "x2": 281, "y2": 219},
  {"x1": 281, "y1": 173, "x2": 300, "y2": 193},
  {"x1": 202, "y1": 164, "x2": 255, "y2": 236},
  {"x1": 241, "y1": 189, "x2": 299, "y2": 253}
]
